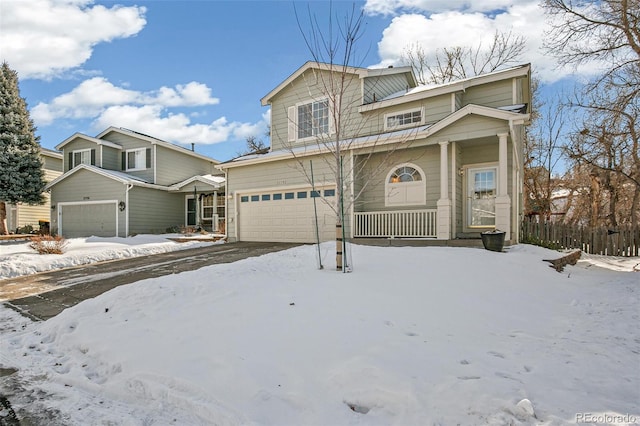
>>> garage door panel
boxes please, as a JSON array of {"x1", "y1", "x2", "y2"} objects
[
  {"x1": 239, "y1": 189, "x2": 335, "y2": 243},
  {"x1": 61, "y1": 203, "x2": 117, "y2": 238}
]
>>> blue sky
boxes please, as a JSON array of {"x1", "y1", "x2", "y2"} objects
[{"x1": 1, "y1": 0, "x2": 590, "y2": 162}]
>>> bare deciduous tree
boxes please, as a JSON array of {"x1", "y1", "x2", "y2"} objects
[
  {"x1": 402, "y1": 30, "x2": 526, "y2": 85},
  {"x1": 542, "y1": 0, "x2": 640, "y2": 227},
  {"x1": 524, "y1": 85, "x2": 567, "y2": 220},
  {"x1": 284, "y1": 3, "x2": 420, "y2": 271}
]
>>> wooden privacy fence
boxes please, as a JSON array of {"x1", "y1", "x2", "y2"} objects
[{"x1": 521, "y1": 218, "x2": 640, "y2": 257}]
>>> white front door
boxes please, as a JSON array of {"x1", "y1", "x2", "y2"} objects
[{"x1": 467, "y1": 166, "x2": 497, "y2": 228}]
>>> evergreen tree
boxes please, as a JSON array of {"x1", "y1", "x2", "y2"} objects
[{"x1": 0, "y1": 62, "x2": 46, "y2": 234}]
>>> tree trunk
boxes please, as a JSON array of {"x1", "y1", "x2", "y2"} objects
[{"x1": 0, "y1": 202, "x2": 8, "y2": 235}]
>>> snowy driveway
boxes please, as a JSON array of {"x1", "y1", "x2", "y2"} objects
[{"x1": 2, "y1": 241, "x2": 300, "y2": 320}]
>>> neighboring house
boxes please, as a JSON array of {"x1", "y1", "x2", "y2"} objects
[
  {"x1": 5, "y1": 147, "x2": 63, "y2": 233},
  {"x1": 217, "y1": 61, "x2": 531, "y2": 244},
  {"x1": 46, "y1": 127, "x2": 225, "y2": 238}
]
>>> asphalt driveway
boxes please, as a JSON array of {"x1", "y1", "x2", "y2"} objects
[{"x1": 2, "y1": 241, "x2": 300, "y2": 321}]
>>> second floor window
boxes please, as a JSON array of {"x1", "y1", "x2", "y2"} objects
[
  {"x1": 126, "y1": 148, "x2": 147, "y2": 171},
  {"x1": 297, "y1": 99, "x2": 329, "y2": 139},
  {"x1": 385, "y1": 108, "x2": 423, "y2": 131},
  {"x1": 72, "y1": 149, "x2": 92, "y2": 167}
]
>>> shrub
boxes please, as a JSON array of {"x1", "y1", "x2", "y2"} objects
[
  {"x1": 17, "y1": 224, "x2": 34, "y2": 235},
  {"x1": 29, "y1": 235, "x2": 69, "y2": 255}
]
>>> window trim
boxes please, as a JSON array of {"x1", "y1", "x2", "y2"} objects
[
  {"x1": 383, "y1": 107, "x2": 424, "y2": 131},
  {"x1": 384, "y1": 163, "x2": 427, "y2": 207},
  {"x1": 71, "y1": 149, "x2": 92, "y2": 168},
  {"x1": 125, "y1": 148, "x2": 147, "y2": 171},
  {"x1": 289, "y1": 97, "x2": 333, "y2": 143}
]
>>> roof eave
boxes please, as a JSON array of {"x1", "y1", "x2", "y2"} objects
[
  {"x1": 55, "y1": 133, "x2": 123, "y2": 151},
  {"x1": 218, "y1": 104, "x2": 529, "y2": 170},
  {"x1": 261, "y1": 61, "x2": 368, "y2": 106}
]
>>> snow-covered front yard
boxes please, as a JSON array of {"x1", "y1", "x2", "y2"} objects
[
  {"x1": 0, "y1": 234, "x2": 222, "y2": 280},
  {"x1": 0, "y1": 239, "x2": 638, "y2": 425}
]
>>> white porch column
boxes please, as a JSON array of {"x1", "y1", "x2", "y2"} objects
[
  {"x1": 437, "y1": 141, "x2": 452, "y2": 240},
  {"x1": 495, "y1": 133, "x2": 511, "y2": 240}
]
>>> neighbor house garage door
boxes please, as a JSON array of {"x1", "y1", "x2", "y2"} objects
[
  {"x1": 59, "y1": 201, "x2": 118, "y2": 238},
  {"x1": 238, "y1": 188, "x2": 336, "y2": 243}
]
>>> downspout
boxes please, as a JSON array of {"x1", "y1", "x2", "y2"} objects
[{"x1": 125, "y1": 183, "x2": 133, "y2": 237}]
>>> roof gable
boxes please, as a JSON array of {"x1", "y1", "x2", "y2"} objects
[
  {"x1": 45, "y1": 164, "x2": 156, "y2": 191},
  {"x1": 56, "y1": 133, "x2": 123, "y2": 151},
  {"x1": 261, "y1": 61, "x2": 417, "y2": 106},
  {"x1": 96, "y1": 127, "x2": 220, "y2": 164}
]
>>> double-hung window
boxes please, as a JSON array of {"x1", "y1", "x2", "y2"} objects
[
  {"x1": 126, "y1": 148, "x2": 146, "y2": 171},
  {"x1": 384, "y1": 108, "x2": 423, "y2": 131},
  {"x1": 298, "y1": 99, "x2": 329, "y2": 139}
]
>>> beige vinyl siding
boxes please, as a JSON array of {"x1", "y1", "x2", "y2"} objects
[
  {"x1": 128, "y1": 187, "x2": 184, "y2": 234},
  {"x1": 359, "y1": 94, "x2": 451, "y2": 136},
  {"x1": 460, "y1": 139, "x2": 514, "y2": 197},
  {"x1": 154, "y1": 145, "x2": 217, "y2": 186},
  {"x1": 430, "y1": 115, "x2": 510, "y2": 142},
  {"x1": 15, "y1": 202, "x2": 50, "y2": 230},
  {"x1": 269, "y1": 69, "x2": 364, "y2": 151},
  {"x1": 353, "y1": 145, "x2": 441, "y2": 212},
  {"x1": 41, "y1": 153, "x2": 63, "y2": 172},
  {"x1": 363, "y1": 73, "x2": 411, "y2": 105},
  {"x1": 13, "y1": 163, "x2": 62, "y2": 231},
  {"x1": 50, "y1": 169, "x2": 127, "y2": 236},
  {"x1": 463, "y1": 79, "x2": 513, "y2": 108}
]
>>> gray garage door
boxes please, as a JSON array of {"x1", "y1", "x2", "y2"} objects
[
  {"x1": 60, "y1": 202, "x2": 117, "y2": 238},
  {"x1": 238, "y1": 188, "x2": 336, "y2": 243}
]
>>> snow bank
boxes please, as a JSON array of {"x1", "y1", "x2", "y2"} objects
[{"x1": 0, "y1": 234, "x2": 222, "y2": 280}]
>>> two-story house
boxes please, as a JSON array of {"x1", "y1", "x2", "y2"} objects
[
  {"x1": 217, "y1": 61, "x2": 531, "y2": 244},
  {"x1": 46, "y1": 127, "x2": 225, "y2": 238}
]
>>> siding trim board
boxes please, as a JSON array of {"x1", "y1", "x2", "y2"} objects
[{"x1": 218, "y1": 104, "x2": 528, "y2": 170}]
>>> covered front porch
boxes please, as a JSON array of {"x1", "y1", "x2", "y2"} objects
[
  {"x1": 169, "y1": 174, "x2": 226, "y2": 233},
  {"x1": 350, "y1": 132, "x2": 519, "y2": 244}
]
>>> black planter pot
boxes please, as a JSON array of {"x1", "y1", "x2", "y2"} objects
[{"x1": 481, "y1": 230, "x2": 506, "y2": 252}]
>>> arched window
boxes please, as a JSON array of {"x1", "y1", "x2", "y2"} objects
[{"x1": 385, "y1": 163, "x2": 426, "y2": 206}]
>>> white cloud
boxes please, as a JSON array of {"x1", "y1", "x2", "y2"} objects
[
  {"x1": 364, "y1": 0, "x2": 533, "y2": 16},
  {"x1": 31, "y1": 78, "x2": 220, "y2": 125},
  {"x1": 372, "y1": 2, "x2": 596, "y2": 83},
  {"x1": 93, "y1": 105, "x2": 242, "y2": 145},
  {"x1": 0, "y1": 0, "x2": 146, "y2": 79},
  {"x1": 31, "y1": 78, "x2": 268, "y2": 147},
  {"x1": 232, "y1": 110, "x2": 271, "y2": 141}
]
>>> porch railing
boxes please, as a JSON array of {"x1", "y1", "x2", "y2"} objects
[{"x1": 353, "y1": 209, "x2": 437, "y2": 238}]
